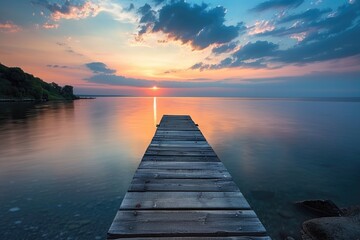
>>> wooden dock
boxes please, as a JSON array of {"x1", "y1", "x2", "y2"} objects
[{"x1": 108, "y1": 115, "x2": 270, "y2": 239}]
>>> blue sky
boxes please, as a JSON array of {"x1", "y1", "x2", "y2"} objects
[{"x1": 0, "y1": 0, "x2": 359, "y2": 96}]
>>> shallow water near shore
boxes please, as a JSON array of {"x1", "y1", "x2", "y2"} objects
[{"x1": 0, "y1": 97, "x2": 359, "y2": 239}]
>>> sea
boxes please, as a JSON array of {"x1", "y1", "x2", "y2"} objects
[{"x1": 1, "y1": 97, "x2": 359, "y2": 240}]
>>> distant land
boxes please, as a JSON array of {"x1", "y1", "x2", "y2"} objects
[
  {"x1": 78, "y1": 94, "x2": 130, "y2": 98},
  {"x1": 0, "y1": 63, "x2": 77, "y2": 101}
]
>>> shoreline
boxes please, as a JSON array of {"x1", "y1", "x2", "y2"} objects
[{"x1": 0, "y1": 96, "x2": 95, "y2": 102}]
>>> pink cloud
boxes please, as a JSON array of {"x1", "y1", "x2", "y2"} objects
[
  {"x1": 0, "y1": 21, "x2": 21, "y2": 33},
  {"x1": 249, "y1": 20, "x2": 275, "y2": 35},
  {"x1": 33, "y1": 0, "x2": 100, "y2": 21},
  {"x1": 43, "y1": 22, "x2": 59, "y2": 29},
  {"x1": 51, "y1": 1, "x2": 100, "y2": 21}
]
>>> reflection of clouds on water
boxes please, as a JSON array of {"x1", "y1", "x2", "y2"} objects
[{"x1": 0, "y1": 97, "x2": 359, "y2": 240}]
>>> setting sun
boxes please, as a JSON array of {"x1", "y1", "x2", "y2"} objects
[{"x1": 152, "y1": 86, "x2": 159, "y2": 91}]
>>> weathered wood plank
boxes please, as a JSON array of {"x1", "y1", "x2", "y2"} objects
[
  {"x1": 129, "y1": 179, "x2": 239, "y2": 192},
  {"x1": 113, "y1": 237, "x2": 271, "y2": 240},
  {"x1": 150, "y1": 141, "x2": 210, "y2": 147},
  {"x1": 108, "y1": 210, "x2": 266, "y2": 238},
  {"x1": 145, "y1": 150, "x2": 217, "y2": 156},
  {"x1": 156, "y1": 128, "x2": 201, "y2": 131},
  {"x1": 155, "y1": 130, "x2": 202, "y2": 135},
  {"x1": 146, "y1": 147, "x2": 214, "y2": 152},
  {"x1": 139, "y1": 161, "x2": 225, "y2": 170},
  {"x1": 152, "y1": 136, "x2": 206, "y2": 141},
  {"x1": 141, "y1": 155, "x2": 220, "y2": 162},
  {"x1": 134, "y1": 169, "x2": 232, "y2": 179},
  {"x1": 108, "y1": 115, "x2": 269, "y2": 239},
  {"x1": 120, "y1": 192, "x2": 250, "y2": 210}
]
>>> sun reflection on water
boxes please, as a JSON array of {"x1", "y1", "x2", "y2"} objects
[{"x1": 153, "y1": 97, "x2": 157, "y2": 126}]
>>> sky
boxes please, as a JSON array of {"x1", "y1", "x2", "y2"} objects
[{"x1": 0, "y1": 0, "x2": 359, "y2": 97}]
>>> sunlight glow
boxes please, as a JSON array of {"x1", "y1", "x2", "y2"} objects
[
  {"x1": 152, "y1": 86, "x2": 159, "y2": 90},
  {"x1": 153, "y1": 97, "x2": 157, "y2": 127}
]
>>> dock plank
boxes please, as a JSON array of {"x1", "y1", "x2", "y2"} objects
[
  {"x1": 141, "y1": 155, "x2": 220, "y2": 162},
  {"x1": 139, "y1": 161, "x2": 225, "y2": 170},
  {"x1": 114, "y1": 237, "x2": 271, "y2": 240},
  {"x1": 119, "y1": 192, "x2": 250, "y2": 210},
  {"x1": 145, "y1": 150, "x2": 217, "y2": 156},
  {"x1": 129, "y1": 179, "x2": 240, "y2": 192},
  {"x1": 108, "y1": 115, "x2": 269, "y2": 239},
  {"x1": 108, "y1": 210, "x2": 266, "y2": 238},
  {"x1": 134, "y1": 168, "x2": 232, "y2": 179}
]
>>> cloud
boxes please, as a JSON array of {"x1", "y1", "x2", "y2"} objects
[
  {"x1": 194, "y1": 41, "x2": 279, "y2": 70},
  {"x1": 212, "y1": 42, "x2": 238, "y2": 55},
  {"x1": 85, "y1": 62, "x2": 116, "y2": 74},
  {"x1": 32, "y1": 0, "x2": 100, "y2": 21},
  {"x1": 256, "y1": 1, "x2": 360, "y2": 42},
  {"x1": 42, "y1": 22, "x2": 59, "y2": 29},
  {"x1": 279, "y1": 8, "x2": 331, "y2": 23},
  {"x1": 231, "y1": 41, "x2": 279, "y2": 62},
  {"x1": 251, "y1": 0, "x2": 304, "y2": 12},
  {"x1": 126, "y1": 3, "x2": 134, "y2": 12},
  {"x1": 86, "y1": 73, "x2": 229, "y2": 88},
  {"x1": 153, "y1": 0, "x2": 167, "y2": 6},
  {"x1": 248, "y1": 20, "x2": 275, "y2": 35},
  {"x1": 84, "y1": 70, "x2": 360, "y2": 98},
  {"x1": 275, "y1": 24, "x2": 360, "y2": 64},
  {"x1": 197, "y1": 20, "x2": 360, "y2": 70},
  {"x1": 47, "y1": 64, "x2": 68, "y2": 68},
  {"x1": 0, "y1": 21, "x2": 21, "y2": 33},
  {"x1": 138, "y1": 3, "x2": 156, "y2": 23},
  {"x1": 56, "y1": 41, "x2": 84, "y2": 56},
  {"x1": 86, "y1": 74, "x2": 156, "y2": 87},
  {"x1": 137, "y1": 1, "x2": 245, "y2": 50}
]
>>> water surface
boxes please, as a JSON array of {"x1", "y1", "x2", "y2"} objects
[{"x1": 1, "y1": 97, "x2": 359, "y2": 239}]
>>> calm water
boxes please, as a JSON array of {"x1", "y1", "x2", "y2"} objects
[{"x1": 1, "y1": 97, "x2": 360, "y2": 240}]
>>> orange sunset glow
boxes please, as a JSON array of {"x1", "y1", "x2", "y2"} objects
[{"x1": 0, "y1": 0, "x2": 359, "y2": 97}]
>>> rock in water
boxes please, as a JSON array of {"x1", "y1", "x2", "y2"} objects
[
  {"x1": 296, "y1": 199, "x2": 343, "y2": 217},
  {"x1": 302, "y1": 215, "x2": 360, "y2": 240}
]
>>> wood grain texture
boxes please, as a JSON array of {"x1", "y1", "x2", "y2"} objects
[
  {"x1": 145, "y1": 150, "x2": 217, "y2": 156},
  {"x1": 141, "y1": 155, "x2": 220, "y2": 162},
  {"x1": 134, "y1": 168, "x2": 232, "y2": 179},
  {"x1": 108, "y1": 210, "x2": 266, "y2": 238},
  {"x1": 129, "y1": 179, "x2": 240, "y2": 192},
  {"x1": 139, "y1": 161, "x2": 226, "y2": 170},
  {"x1": 120, "y1": 191, "x2": 250, "y2": 210},
  {"x1": 108, "y1": 115, "x2": 269, "y2": 239},
  {"x1": 113, "y1": 237, "x2": 271, "y2": 240}
]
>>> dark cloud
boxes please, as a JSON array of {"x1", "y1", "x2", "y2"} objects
[
  {"x1": 259, "y1": 2, "x2": 360, "y2": 42},
  {"x1": 32, "y1": 0, "x2": 98, "y2": 20},
  {"x1": 275, "y1": 24, "x2": 360, "y2": 64},
  {"x1": 279, "y1": 8, "x2": 331, "y2": 23},
  {"x1": 33, "y1": 0, "x2": 81, "y2": 14},
  {"x1": 137, "y1": 0, "x2": 244, "y2": 50},
  {"x1": 85, "y1": 62, "x2": 116, "y2": 74},
  {"x1": 56, "y1": 42, "x2": 84, "y2": 56},
  {"x1": 251, "y1": 0, "x2": 304, "y2": 12},
  {"x1": 195, "y1": 21, "x2": 360, "y2": 70},
  {"x1": 56, "y1": 42, "x2": 66, "y2": 46},
  {"x1": 84, "y1": 71, "x2": 360, "y2": 97},
  {"x1": 314, "y1": 1, "x2": 360, "y2": 36},
  {"x1": 86, "y1": 74, "x2": 155, "y2": 87},
  {"x1": 138, "y1": 3, "x2": 156, "y2": 23},
  {"x1": 194, "y1": 41, "x2": 278, "y2": 70},
  {"x1": 153, "y1": 0, "x2": 166, "y2": 6},
  {"x1": 86, "y1": 74, "x2": 226, "y2": 88},
  {"x1": 232, "y1": 41, "x2": 278, "y2": 62},
  {"x1": 47, "y1": 64, "x2": 68, "y2": 68},
  {"x1": 126, "y1": 3, "x2": 135, "y2": 12}
]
